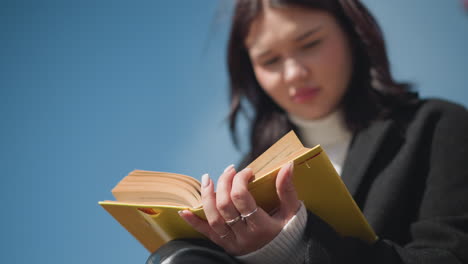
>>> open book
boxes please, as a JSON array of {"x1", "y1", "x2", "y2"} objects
[{"x1": 99, "y1": 131, "x2": 377, "y2": 253}]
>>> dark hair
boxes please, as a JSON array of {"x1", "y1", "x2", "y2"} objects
[{"x1": 227, "y1": 0, "x2": 417, "y2": 165}]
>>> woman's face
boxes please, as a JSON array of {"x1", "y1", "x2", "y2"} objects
[{"x1": 245, "y1": 6, "x2": 353, "y2": 120}]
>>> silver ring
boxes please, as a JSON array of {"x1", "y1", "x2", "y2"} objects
[
  {"x1": 241, "y1": 207, "x2": 258, "y2": 221},
  {"x1": 225, "y1": 215, "x2": 241, "y2": 226}
]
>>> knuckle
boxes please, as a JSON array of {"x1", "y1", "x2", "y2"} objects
[
  {"x1": 216, "y1": 198, "x2": 232, "y2": 213},
  {"x1": 201, "y1": 188, "x2": 213, "y2": 200},
  {"x1": 282, "y1": 183, "x2": 296, "y2": 193},
  {"x1": 279, "y1": 179, "x2": 296, "y2": 194},
  {"x1": 230, "y1": 189, "x2": 246, "y2": 202}
]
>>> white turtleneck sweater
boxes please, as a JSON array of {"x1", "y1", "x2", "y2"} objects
[
  {"x1": 237, "y1": 109, "x2": 352, "y2": 264},
  {"x1": 288, "y1": 109, "x2": 352, "y2": 175}
]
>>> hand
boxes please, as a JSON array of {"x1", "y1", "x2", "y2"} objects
[{"x1": 178, "y1": 162, "x2": 300, "y2": 256}]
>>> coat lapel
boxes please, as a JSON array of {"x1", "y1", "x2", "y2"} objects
[{"x1": 341, "y1": 119, "x2": 395, "y2": 197}]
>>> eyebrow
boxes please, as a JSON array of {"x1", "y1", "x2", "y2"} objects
[
  {"x1": 253, "y1": 25, "x2": 323, "y2": 59},
  {"x1": 295, "y1": 26, "x2": 322, "y2": 42}
]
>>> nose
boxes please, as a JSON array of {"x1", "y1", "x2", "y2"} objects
[{"x1": 283, "y1": 58, "x2": 309, "y2": 84}]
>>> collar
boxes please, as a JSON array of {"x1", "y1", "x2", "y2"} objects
[{"x1": 288, "y1": 109, "x2": 352, "y2": 147}]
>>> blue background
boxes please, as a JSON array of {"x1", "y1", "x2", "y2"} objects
[{"x1": 1, "y1": 0, "x2": 466, "y2": 263}]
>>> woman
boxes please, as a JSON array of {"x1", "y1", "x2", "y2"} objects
[{"x1": 148, "y1": 0, "x2": 468, "y2": 263}]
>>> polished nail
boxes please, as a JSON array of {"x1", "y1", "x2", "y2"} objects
[
  {"x1": 178, "y1": 210, "x2": 189, "y2": 217},
  {"x1": 241, "y1": 167, "x2": 253, "y2": 173},
  {"x1": 178, "y1": 210, "x2": 184, "y2": 216},
  {"x1": 224, "y1": 164, "x2": 235, "y2": 173},
  {"x1": 201, "y1": 173, "x2": 210, "y2": 187}
]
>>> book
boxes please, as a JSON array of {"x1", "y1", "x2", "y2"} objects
[{"x1": 99, "y1": 131, "x2": 377, "y2": 253}]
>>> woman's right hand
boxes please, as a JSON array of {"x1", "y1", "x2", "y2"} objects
[{"x1": 178, "y1": 162, "x2": 300, "y2": 256}]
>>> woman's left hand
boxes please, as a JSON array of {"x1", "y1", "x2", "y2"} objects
[{"x1": 178, "y1": 162, "x2": 300, "y2": 256}]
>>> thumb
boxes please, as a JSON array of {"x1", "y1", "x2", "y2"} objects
[{"x1": 275, "y1": 162, "x2": 300, "y2": 220}]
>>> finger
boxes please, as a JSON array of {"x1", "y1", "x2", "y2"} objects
[
  {"x1": 216, "y1": 165, "x2": 242, "y2": 223},
  {"x1": 275, "y1": 162, "x2": 300, "y2": 221},
  {"x1": 216, "y1": 166, "x2": 245, "y2": 231},
  {"x1": 178, "y1": 209, "x2": 213, "y2": 237},
  {"x1": 200, "y1": 173, "x2": 232, "y2": 238},
  {"x1": 178, "y1": 209, "x2": 230, "y2": 245},
  {"x1": 230, "y1": 168, "x2": 270, "y2": 229}
]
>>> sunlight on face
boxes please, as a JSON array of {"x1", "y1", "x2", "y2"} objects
[{"x1": 246, "y1": 6, "x2": 353, "y2": 120}]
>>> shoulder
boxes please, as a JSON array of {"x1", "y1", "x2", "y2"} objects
[
  {"x1": 416, "y1": 98, "x2": 468, "y2": 116},
  {"x1": 392, "y1": 98, "x2": 468, "y2": 130}
]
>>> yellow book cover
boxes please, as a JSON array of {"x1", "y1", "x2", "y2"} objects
[{"x1": 99, "y1": 131, "x2": 377, "y2": 253}]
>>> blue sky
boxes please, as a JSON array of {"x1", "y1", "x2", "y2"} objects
[{"x1": 1, "y1": 1, "x2": 467, "y2": 263}]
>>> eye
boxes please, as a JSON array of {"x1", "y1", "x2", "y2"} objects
[
  {"x1": 262, "y1": 56, "x2": 281, "y2": 66},
  {"x1": 301, "y1": 39, "x2": 321, "y2": 50}
]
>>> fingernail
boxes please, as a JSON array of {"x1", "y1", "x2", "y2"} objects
[
  {"x1": 241, "y1": 168, "x2": 254, "y2": 182},
  {"x1": 201, "y1": 173, "x2": 210, "y2": 187},
  {"x1": 178, "y1": 210, "x2": 187, "y2": 216},
  {"x1": 224, "y1": 164, "x2": 235, "y2": 173},
  {"x1": 242, "y1": 167, "x2": 253, "y2": 173}
]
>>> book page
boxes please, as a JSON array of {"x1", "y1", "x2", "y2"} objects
[
  {"x1": 112, "y1": 170, "x2": 202, "y2": 207},
  {"x1": 247, "y1": 131, "x2": 309, "y2": 180}
]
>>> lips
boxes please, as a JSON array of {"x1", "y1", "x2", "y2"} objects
[{"x1": 291, "y1": 87, "x2": 320, "y2": 103}]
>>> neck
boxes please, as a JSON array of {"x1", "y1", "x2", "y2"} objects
[{"x1": 288, "y1": 109, "x2": 351, "y2": 147}]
